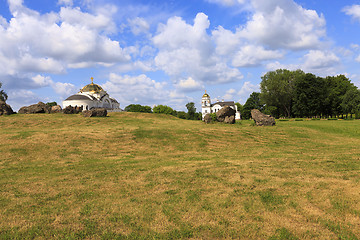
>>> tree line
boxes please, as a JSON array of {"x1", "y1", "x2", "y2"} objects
[
  {"x1": 240, "y1": 69, "x2": 360, "y2": 119},
  {"x1": 124, "y1": 102, "x2": 202, "y2": 120}
]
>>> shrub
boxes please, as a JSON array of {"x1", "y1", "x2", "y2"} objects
[
  {"x1": 327, "y1": 118, "x2": 338, "y2": 120},
  {"x1": 278, "y1": 119, "x2": 289, "y2": 121},
  {"x1": 209, "y1": 113, "x2": 217, "y2": 122},
  {"x1": 295, "y1": 118, "x2": 304, "y2": 121}
]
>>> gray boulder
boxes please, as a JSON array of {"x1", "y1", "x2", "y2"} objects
[
  {"x1": 50, "y1": 105, "x2": 62, "y2": 113},
  {"x1": 203, "y1": 113, "x2": 212, "y2": 123},
  {"x1": 0, "y1": 100, "x2": 14, "y2": 116},
  {"x1": 18, "y1": 102, "x2": 51, "y2": 114},
  {"x1": 83, "y1": 108, "x2": 107, "y2": 117},
  {"x1": 251, "y1": 109, "x2": 275, "y2": 126},
  {"x1": 216, "y1": 105, "x2": 236, "y2": 124}
]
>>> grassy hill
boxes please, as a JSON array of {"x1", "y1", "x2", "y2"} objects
[{"x1": 0, "y1": 113, "x2": 359, "y2": 239}]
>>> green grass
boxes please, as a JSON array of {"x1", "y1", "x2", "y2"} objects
[{"x1": 0, "y1": 113, "x2": 360, "y2": 239}]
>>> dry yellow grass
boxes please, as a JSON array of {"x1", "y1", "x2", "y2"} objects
[{"x1": 0, "y1": 112, "x2": 360, "y2": 239}]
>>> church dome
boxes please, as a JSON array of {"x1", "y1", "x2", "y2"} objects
[
  {"x1": 80, "y1": 78, "x2": 104, "y2": 93},
  {"x1": 202, "y1": 91, "x2": 210, "y2": 98}
]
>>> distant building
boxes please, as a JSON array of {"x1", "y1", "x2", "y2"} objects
[
  {"x1": 62, "y1": 77, "x2": 120, "y2": 111},
  {"x1": 201, "y1": 91, "x2": 241, "y2": 120}
]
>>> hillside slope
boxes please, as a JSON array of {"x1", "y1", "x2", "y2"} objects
[{"x1": 0, "y1": 113, "x2": 359, "y2": 239}]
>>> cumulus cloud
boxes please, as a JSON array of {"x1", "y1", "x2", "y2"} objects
[
  {"x1": 153, "y1": 13, "x2": 243, "y2": 87},
  {"x1": 175, "y1": 77, "x2": 204, "y2": 92},
  {"x1": 0, "y1": 0, "x2": 130, "y2": 88},
  {"x1": 343, "y1": 5, "x2": 360, "y2": 22},
  {"x1": 302, "y1": 50, "x2": 340, "y2": 75},
  {"x1": 239, "y1": 0, "x2": 326, "y2": 50},
  {"x1": 232, "y1": 45, "x2": 283, "y2": 67}
]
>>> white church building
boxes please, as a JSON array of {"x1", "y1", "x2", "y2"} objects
[
  {"x1": 201, "y1": 91, "x2": 241, "y2": 120},
  {"x1": 62, "y1": 77, "x2": 120, "y2": 111}
]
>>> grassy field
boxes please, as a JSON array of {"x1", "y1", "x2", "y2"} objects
[{"x1": 0, "y1": 112, "x2": 360, "y2": 239}]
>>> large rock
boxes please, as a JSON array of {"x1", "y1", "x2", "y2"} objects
[
  {"x1": 18, "y1": 102, "x2": 51, "y2": 114},
  {"x1": 203, "y1": 113, "x2": 212, "y2": 124},
  {"x1": 50, "y1": 105, "x2": 62, "y2": 113},
  {"x1": 216, "y1": 105, "x2": 236, "y2": 124},
  {"x1": 251, "y1": 109, "x2": 276, "y2": 126},
  {"x1": 82, "y1": 108, "x2": 107, "y2": 117},
  {"x1": 0, "y1": 100, "x2": 14, "y2": 116}
]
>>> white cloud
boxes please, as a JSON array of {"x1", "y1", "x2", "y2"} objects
[
  {"x1": 239, "y1": 0, "x2": 326, "y2": 50},
  {"x1": 238, "y1": 81, "x2": 260, "y2": 103},
  {"x1": 0, "y1": 1, "x2": 130, "y2": 80},
  {"x1": 222, "y1": 88, "x2": 236, "y2": 100},
  {"x1": 343, "y1": 5, "x2": 360, "y2": 22},
  {"x1": 153, "y1": 13, "x2": 243, "y2": 85},
  {"x1": 232, "y1": 45, "x2": 283, "y2": 67},
  {"x1": 302, "y1": 50, "x2": 340, "y2": 75},
  {"x1": 128, "y1": 17, "x2": 150, "y2": 35},
  {"x1": 176, "y1": 77, "x2": 204, "y2": 92},
  {"x1": 52, "y1": 82, "x2": 77, "y2": 97}
]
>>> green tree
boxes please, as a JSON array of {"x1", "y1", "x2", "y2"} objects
[
  {"x1": 323, "y1": 75, "x2": 355, "y2": 118},
  {"x1": 0, "y1": 82, "x2": 8, "y2": 102},
  {"x1": 176, "y1": 111, "x2": 187, "y2": 119},
  {"x1": 124, "y1": 104, "x2": 152, "y2": 113},
  {"x1": 292, "y1": 73, "x2": 326, "y2": 118},
  {"x1": 260, "y1": 69, "x2": 305, "y2": 118},
  {"x1": 153, "y1": 105, "x2": 175, "y2": 115},
  {"x1": 341, "y1": 88, "x2": 360, "y2": 118},
  {"x1": 242, "y1": 92, "x2": 263, "y2": 120},
  {"x1": 185, "y1": 102, "x2": 196, "y2": 120}
]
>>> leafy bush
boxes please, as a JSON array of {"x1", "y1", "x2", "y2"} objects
[
  {"x1": 46, "y1": 102, "x2": 57, "y2": 107},
  {"x1": 153, "y1": 105, "x2": 175, "y2": 115},
  {"x1": 125, "y1": 104, "x2": 152, "y2": 113},
  {"x1": 209, "y1": 113, "x2": 217, "y2": 122},
  {"x1": 327, "y1": 118, "x2": 338, "y2": 120},
  {"x1": 295, "y1": 118, "x2": 304, "y2": 121},
  {"x1": 278, "y1": 119, "x2": 289, "y2": 121}
]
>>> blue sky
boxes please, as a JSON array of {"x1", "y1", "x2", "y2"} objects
[{"x1": 1, "y1": 0, "x2": 360, "y2": 111}]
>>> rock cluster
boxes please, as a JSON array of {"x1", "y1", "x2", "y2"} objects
[
  {"x1": 251, "y1": 109, "x2": 276, "y2": 126},
  {"x1": 63, "y1": 105, "x2": 83, "y2": 114},
  {"x1": 82, "y1": 108, "x2": 107, "y2": 117},
  {"x1": 0, "y1": 100, "x2": 14, "y2": 116},
  {"x1": 18, "y1": 102, "x2": 51, "y2": 114},
  {"x1": 216, "y1": 105, "x2": 236, "y2": 124}
]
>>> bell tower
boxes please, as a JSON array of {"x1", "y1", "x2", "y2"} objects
[
  {"x1": 201, "y1": 90, "x2": 211, "y2": 120},
  {"x1": 202, "y1": 90, "x2": 211, "y2": 107}
]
